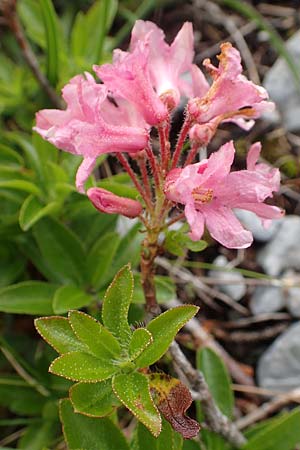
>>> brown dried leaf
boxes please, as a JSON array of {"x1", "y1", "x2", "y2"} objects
[{"x1": 148, "y1": 373, "x2": 200, "y2": 439}]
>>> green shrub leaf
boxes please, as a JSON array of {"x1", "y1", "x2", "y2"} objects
[
  {"x1": 59, "y1": 398, "x2": 129, "y2": 450},
  {"x1": 52, "y1": 285, "x2": 93, "y2": 314},
  {"x1": 113, "y1": 372, "x2": 161, "y2": 437},
  {"x1": 35, "y1": 316, "x2": 88, "y2": 354},
  {"x1": 68, "y1": 310, "x2": 121, "y2": 359},
  {"x1": 135, "y1": 305, "x2": 199, "y2": 368},
  {"x1": 102, "y1": 264, "x2": 133, "y2": 346},
  {"x1": 50, "y1": 351, "x2": 118, "y2": 382},
  {"x1": 129, "y1": 328, "x2": 152, "y2": 360},
  {"x1": 70, "y1": 380, "x2": 119, "y2": 417},
  {"x1": 0, "y1": 281, "x2": 56, "y2": 315}
]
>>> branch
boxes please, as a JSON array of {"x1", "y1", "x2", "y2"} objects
[
  {"x1": 1, "y1": 0, "x2": 62, "y2": 108},
  {"x1": 235, "y1": 387, "x2": 300, "y2": 430},
  {"x1": 170, "y1": 341, "x2": 247, "y2": 448}
]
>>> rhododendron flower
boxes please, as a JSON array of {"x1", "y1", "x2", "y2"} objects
[
  {"x1": 164, "y1": 141, "x2": 283, "y2": 249},
  {"x1": 87, "y1": 187, "x2": 142, "y2": 218},
  {"x1": 34, "y1": 73, "x2": 149, "y2": 192},
  {"x1": 188, "y1": 43, "x2": 274, "y2": 133},
  {"x1": 95, "y1": 41, "x2": 168, "y2": 126},
  {"x1": 129, "y1": 21, "x2": 202, "y2": 108}
]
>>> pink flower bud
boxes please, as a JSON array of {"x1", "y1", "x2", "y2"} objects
[{"x1": 87, "y1": 188, "x2": 142, "y2": 218}]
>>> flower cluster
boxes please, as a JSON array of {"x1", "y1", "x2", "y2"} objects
[{"x1": 34, "y1": 20, "x2": 283, "y2": 249}]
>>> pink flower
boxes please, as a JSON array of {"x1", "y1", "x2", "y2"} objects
[
  {"x1": 34, "y1": 73, "x2": 149, "y2": 192},
  {"x1": 188, "y1": 43, "x2": 274, "y2": 132},
  {"x1": 164, "y1": 141, "x2": 283, "y2": 249},
  {"x1": 129, "y1": 21, "x2": 200, "y2": 108},
  {"x1": 87, "y1": 187, "x2": 142, "y2": 218},
  {"x1": 94, "y1": 41, "x2": 168, "y2": 125}
]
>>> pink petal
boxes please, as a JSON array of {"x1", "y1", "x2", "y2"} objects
[
  {"x1": 185, "y1": 203, "x2": 205, "y2": 241},
  {"x1": 247, "y1": 142, "x2": 261, "y2": 170},
  {"x1": 87, "y1": 187, "x2": 142, "y2": 218},
  {"x1": 34, "y1": 73, "x2": 149, "y2": 171},
  {"x1": 204, "y1": 206, "x2": 253, "y2": 249},
  {"x1": 200, "y1": 141, "x2": 235, "y2": 185},
  {"x1": 188, "y1": 43, "x2": 273, "y2": 129},
  {"x1": 190, "y1": 64, "x2": 210, "y2": 98},
  {"x1": 76, "y1": 157, "x2": 97, "y2": 193},
  {"x1": 235, "y1": 203, "x2": 284, "y2": 221},
  {"x1": 94, "y1": 42, "x2": 168, "y2": 125},
  {"x1": 130, "y1": 21, "x2": 195, "y2": 106}
]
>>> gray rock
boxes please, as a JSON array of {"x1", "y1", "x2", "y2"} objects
[
  {"x1": 250, "y1": 286, "x2": 285, "y2": 315},
  {"x1": 264, "y1": 30, "x2": 300, "y2": 132},
  {"x1": 209, "y1": 255, "x2": 246, "y2": 301},
  {"x1": 287, "y1": 287, "x2": 300, "y2": 318},
  {"x1": 235, "y1": 209, "x2": 282, "y2": 242},
  {"x1": 258, "y1": 216, "x2": 300, "y2": 276},
  {"x1": 257, "y1": 322, "x2": 300, "y2": 392}
]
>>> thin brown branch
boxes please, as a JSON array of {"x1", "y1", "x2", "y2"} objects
[
  {"x1": 156, "y1": 257, "x2": 250, "y2": 316},
  {"x1": 235, "y1": 388, "x2": 300, "y2": 430},
  {"x1": 170, "y1": 341, "x2": 247, "y2": 448},
  {"x1": 1, "y1": 0, "x2": 62, "y2": 108}
]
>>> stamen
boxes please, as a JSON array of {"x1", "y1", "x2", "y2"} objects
[{"x1": 192, "y1": 186, "x2": 213, "y2": 204}]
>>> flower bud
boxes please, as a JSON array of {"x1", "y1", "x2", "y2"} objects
[
  {"x1": 189, "y1": 123, "x2": 216, "y2": 146},
  {"x1": 87, "y1": 188, "x2": 142, "y2": 218}
]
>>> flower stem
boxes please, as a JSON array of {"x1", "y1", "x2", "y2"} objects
[
  {"x1": 116, "y1": 153, "x2": 152, "y2": 209},
  {"x1": 171, "y1": 116, "x2": 192, "y2": 169},
  {"x1": 185, "y1": 144, "x2": 207, "y2": 166},
  {"x1": 145, "y1": 145, "x2": 162, "y2": 190}
]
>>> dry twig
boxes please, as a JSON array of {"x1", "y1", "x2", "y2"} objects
[
  {"x1": 235, "y1": 388, "x2": 300, "y2": 430},
  {"x1": 170, "y1": 341, "x2": 247, "y2": 448}
]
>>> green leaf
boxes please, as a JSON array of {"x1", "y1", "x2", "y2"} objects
[
  {"x1": 0, "y1": 179, "x2": 41, "y2": 196},
  {"x1": 102, "y1": 264, "x2": 133, "y2": 346},
  {"x1": 183, "y1": 441, "x2": 201, "y2": 450},
  {"x1": 35, "y1": 316, "x2": 88, "y2": 354},
  {"x1": 133, "y1": 420, "x2": 183, "y2": 450},
  {"x1": 71, "y1": 0, "x2": 118, "y2": 67},
  {"x1": 86, "y1": 231, "x2": 121, "y2": 290},
  {"x1": 105, "y1": 223, "x2": 143, "y2": 281},
  {"x1": 129, "y1": 328, "x2": 152, "y2": 360},
  {"x1": 113, "y1": 372, "x2": 161, "y2": 437},
  {"x1": 17, "y1": 420, "x2": 59, "y2": 450},
  {"x1": 0, "y1": 143, "x2": 24, "y2": 166},
  {"x1": 50, "y1": 351, "x2": 118, "y2": 382},
  {"x1": 52, "y1": 285, "x2": 93, "y2": 314},
  {"x1": 135, "y1": 305, "x2": 199, "y2": 368},
  {"x1": 165, "y1": 229, "x2": 207, "y2": 257},
  {"x1": 0, "y1": 382, "x2": 46, "y2": 416},
  {"x1": 19, "y1": 195, "x2": 60, "y2": 231},
  {"x1": 0, "y1": 244, "x2": 25, "y2": 287},
  {"x1": 18, "y1": 0, "x2": 46, "y2": 48},
  {"x1": 70, "y1": 380, "x2": 118, "y2": 417},
  {"x1": 133, "y1": 275, "x2": 176, "y2": 304},
  {"x1": 243, "y1": 408, "x2": 300, "y2": 450},
  {"x1": 197, "y1": 348, "x2": 234, "y2": 419},
  {"x1": 60, "y1": 398, "x2": 129, "y2": 450},
  {"x1": 0, "y1": 281, "x2": 56, "y2": 315},
  {"x1": 68, "y1": 310, "x2": 121, "y2": 359},
  {"x1": 33, "y1": 218, "x2": 86, "y2": 285},
  {"x1": 39, "y1": 0, "x2": 59, "y2": 86}
]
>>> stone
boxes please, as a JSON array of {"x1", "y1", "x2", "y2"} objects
[
  {"x1": 264, "y1": 30, "x2": 300, "y2": 132},
  {"x1": 258, "y1": 216, "x2": 300, "y2": 276},
  {"x1": 209, "y1": 255, "x2": 246, "y2": 301},
  {"x1": 235, "y1": 209, "x2": 282, "y2": 243},
  {"x1": 257, "y1": 322, "x2": 300, "y2": 392},
  {"x1": 250, "y1": 286, "x2": 285, "y2": 315},
  {"x1": 287, "y1": 287, "x2": 300, "y2": 318}
]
